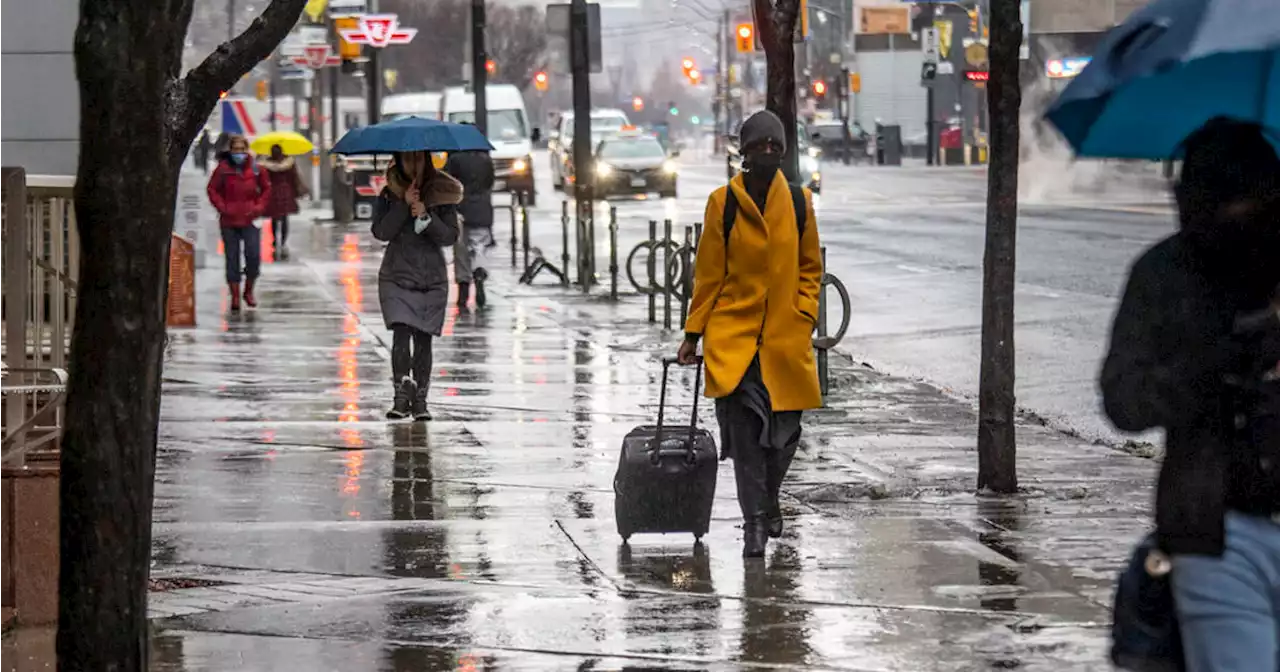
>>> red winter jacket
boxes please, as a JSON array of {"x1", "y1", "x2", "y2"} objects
[{"x1": 207, "y1": 157, "x2": 271, "y2": 228}]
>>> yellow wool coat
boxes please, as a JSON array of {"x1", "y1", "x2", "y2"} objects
[{"x1": 684, "y1": 172, "x2": 824, "y2": 411}]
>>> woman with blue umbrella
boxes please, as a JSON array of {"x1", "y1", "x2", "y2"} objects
[
  {"x1": 335, "y1": 117, "x2": 491, "y2": 420},
  {"x1": 1048, "y1": 1, "x2": 1280, "y2": 668}
]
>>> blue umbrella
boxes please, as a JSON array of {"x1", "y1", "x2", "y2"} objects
[
  {"x1": 331, "y1": 116, "x2": 495, "y2": 155},
  {"x1": 1046, "y1": 0, "x2": 1280, "y2": 159}
]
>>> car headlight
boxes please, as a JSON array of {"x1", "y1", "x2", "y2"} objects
[
  {"x1": 512, "y1": 157, "x2": 529, "y2": 174},
  {"x1": 596, "y1": 162, "x2": 613, "y2": 177},
  {"x1": 662, "y1": 160, "x2": 678, "y2": 175}
]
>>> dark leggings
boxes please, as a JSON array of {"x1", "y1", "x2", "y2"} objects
[
  {"x1": 272, "y1": 216, "x2": 289, "y2": 248},
  {"x1": 391, "y1": 326, "x2": 433, "y2": 386}
]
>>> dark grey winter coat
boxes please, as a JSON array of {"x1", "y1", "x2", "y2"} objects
[{"x1": 372, "y1": 193, "x2": 459, "y2": 335}]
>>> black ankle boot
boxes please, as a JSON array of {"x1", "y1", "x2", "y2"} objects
[
  {"x1": 456, "y1": 282, "x2": 470, "y2": 308},
  {"x1": 411, "y1": 386, "x2": 431, "y2": 421},
  {"x1": 386, "y1": 377, "x2": 415, "y2": 419},
  {"x1": 766, "y1": 506, "x2": 784, "y2": 539},
  {"x1": 473, "y1": 268, "x2": 487, "y2": 308},
  {"x1": 742, "y1": 519, "x2": 768, "y2": 558}
]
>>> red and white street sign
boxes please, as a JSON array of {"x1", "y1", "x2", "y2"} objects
[
  {"x1": 355, "y1": 175, "x2": 388, "y2": 197},
  {"x1": 292, "y1": 44, "x2": 342, "y2": 69},
  {"x1": 339, "y1": 14, "x2": 417, "y2": 48}
]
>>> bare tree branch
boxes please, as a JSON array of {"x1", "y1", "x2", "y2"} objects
[{"x1": 167, "y1": 0, "x2": 307, "y2": 166}]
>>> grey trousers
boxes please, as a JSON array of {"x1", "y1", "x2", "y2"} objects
[{"x1": 452, "y1": 226, "x2": 494, "y2": 284}]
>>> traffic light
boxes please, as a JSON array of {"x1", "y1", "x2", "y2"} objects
[
  {"x1": 534, "y1": 71, "x2": 549, "y2": 91},
  {"x1": 688, "y1": 68, "x2": 702, "y2": 85},
  {"x1": 632, "y1": 96, "x2": 644, "y2": 111},
  {"x1": 849, "y1": 72, "x2": 861, "y2": 94},
  {"x1": 968, "y1": 9, "x2": 979, "y2": 35},
  {"x1": 255, "y1": 79, "x2": 268, "y2": 102},
  {"x1": 681, "y1": 57, "x2": 695, "y2": 72},
  {"x1": 811, "y1": 79, "x2": 827, "y2": 98},
  {"x1": 735, "y1": 23, "x2": 754, "y2": 53},
  {"x1": 668, "y1": 101, "x2": 678, "y2": 116},
  {"x1": 485, "y1": 59, "x2": 496, "y2": 74},
  {"x1": 219, "y1": 91, "x2": 229, "y2": 100}
]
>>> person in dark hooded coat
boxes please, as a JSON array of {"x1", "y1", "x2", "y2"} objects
[
  {"x1": 444, "y1": 148, "x2": 496, "y2": 308},
  {"x1": 1100, "y1": 118, "x2": 1280, "y2": 671},
  {"x1": 372, "y1": 151, "x2": 463, "y2": 421}
]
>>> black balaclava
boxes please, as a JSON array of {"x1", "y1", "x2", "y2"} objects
[
  {"x1": 739, "y1": 110, "x2": 786, "y2": 191},
  {"x1": 1175, "y1": 118, "x2": 1280, "y2": 298}
]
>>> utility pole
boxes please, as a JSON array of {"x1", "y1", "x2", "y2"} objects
[
  {"x1": 227, "y1": 0, "x2": 236, "y2": 41},
  {"x1": 976, "y1": 0, "x2": 1022, "y2": 494},
  {"x1": 839, "y1": 65, "x2": 852, "y2": 165},
  {"x1": 569, "y1": 0, "x2": 593, "y2": 287},
  {"x1": 269, "y1": 56, "x2": 280, "y2": 131},
  {"x1": 926, "y1": 80, "x2": 936, "y2": 165},
  {"x1": 365, "y1": 0, "x2": 381, "y2": 124},
  {"x1": 714, "y1": 12, "x2": 725, "y2": 154},
  {"x1": 471, "y1": 0, "x2": 488, "y2": 135}
]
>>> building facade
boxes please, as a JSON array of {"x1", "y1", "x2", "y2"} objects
[{"x1": 2, "y1": 0, "x2": 80, "y2": 175}]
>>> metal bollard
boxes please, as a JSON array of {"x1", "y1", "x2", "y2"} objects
[
  {"x1": 647, "y1": 220, "x2": 657, "y2": 324},
  {"x1": 587, "y1": 203, "x2": 597, "y2": 288},
  {"x1": 521, "y1": 201, "x2": 531, "y2": 271},
  {"x1": 679, "y1": 225, "x2": 693, "y2": 328},
  {"x1": 511, "y1": 192, "x2": 521, "y2": 268},
  {"x1": 609, "y1": 206, "x2": 619, "y2": 301},
  {"x1": 561, "y1": 201, "x2": 571, "y2": 287},
  {"x1": 663, "y1": 219, "x2": 673, "y2": 330},
  {"x1": 817, "y1": 246, "x2": 829, "y2": 397}
]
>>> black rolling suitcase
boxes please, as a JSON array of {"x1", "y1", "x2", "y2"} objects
[{"x1": 613, "y1": 357, "x2": 718, "y2": 542}]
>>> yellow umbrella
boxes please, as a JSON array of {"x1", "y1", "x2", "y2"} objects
[{"x1": 251, "y1": 131, "x2": 314, "y2": 156}]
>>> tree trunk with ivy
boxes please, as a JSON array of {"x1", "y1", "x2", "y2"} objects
[
  {"x1": 60, "y1": 0, "x2": 306, "y2": 668},
  {"x1": 976, "y1": 0, "x2": 1022, "y2": 494},
  {"x1": 751, "y1": 0, "x2": 801, "y2": 183}
]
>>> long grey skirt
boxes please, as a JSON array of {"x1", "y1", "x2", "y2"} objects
[
  {"x1": 379, "y1": 280, "x2": 448, "y2": 336},
  {"x1": 714, "y1": 355, "x2": 802, "y2": 460}
]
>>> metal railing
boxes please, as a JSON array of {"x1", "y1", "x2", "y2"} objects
[{"x1": 2, "y1": 167, "x2": 77, "y2": 463}]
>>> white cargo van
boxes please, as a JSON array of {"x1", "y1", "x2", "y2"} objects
[
  {"x1": 440, "y1": 84, "x2": 540, "y2": 205},
  {"x1": 381, "y1": 92, "x2": 442, "y2": 121}
]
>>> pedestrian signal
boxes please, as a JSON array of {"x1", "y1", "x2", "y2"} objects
[
  {"x1": 812, "y1": 79, "x2": 827, "y2": 97},
  {"x1": 735, "y1": 24, "x2": 754, "y2": 53},
  {"x1": 534, "y1": 71, "x2": 549, "y2": 91},
  {"x1": 849, "y1": 72, "x2": 861, "y2": 94},
  {"x1": 255, "y1": 80, "x2": 268, "y2": 102},
  {"x1": 632, "y1": 96, "x2": 644, "y2": 111}
]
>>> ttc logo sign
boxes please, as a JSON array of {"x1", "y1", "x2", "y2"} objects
[
  {"x1": 340, "y1": 14, "x2": 417, "y2": 48},
  {"x1": 355, "y1": 175, "x2": 388, "y2": 197}
]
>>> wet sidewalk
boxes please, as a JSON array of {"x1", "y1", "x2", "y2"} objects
[{"x1": 134, "y1": 214, "x2": 1156, "y2": 671}]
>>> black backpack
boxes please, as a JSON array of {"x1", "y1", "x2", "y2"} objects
[{"x1": 722, "y1": 183, "x2": 807, "y2": 244}]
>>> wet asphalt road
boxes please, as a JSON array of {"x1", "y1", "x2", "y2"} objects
[{"x1": 120, "y1": 159, "x2": 1163, "y2": 671}]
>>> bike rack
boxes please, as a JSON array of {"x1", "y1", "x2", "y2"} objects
[{"x1": 517, "y1": 197, "x2": 568, "y2": 286}]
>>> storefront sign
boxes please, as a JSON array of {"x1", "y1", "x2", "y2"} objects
[{"x1": 1046, "y1": 56, "x2": 1091, "y2": 79}]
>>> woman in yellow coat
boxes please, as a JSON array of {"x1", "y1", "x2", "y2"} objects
[{"x1": 677, "y1": 110, "x2": 824, "y2": 558}]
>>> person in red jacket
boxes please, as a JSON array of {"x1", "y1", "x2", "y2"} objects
[{"x1": 207, "y1": 134, "x2": 271, "y2": 311}]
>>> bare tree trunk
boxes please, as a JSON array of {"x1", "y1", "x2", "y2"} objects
[
  {"x1": 61, "y1": 1, "x2": 305, "y2": 668},
  {"x1": 752, "y1": 0, "x2": 801, "y2": 183},
  {"x1": 976, "y1": 0, "x2": 1022, "y2": 494}
]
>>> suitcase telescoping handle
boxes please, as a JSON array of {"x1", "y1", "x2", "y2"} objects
[{"x1": 653, "y1": 356, "x2": 703, "y2": 463}]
